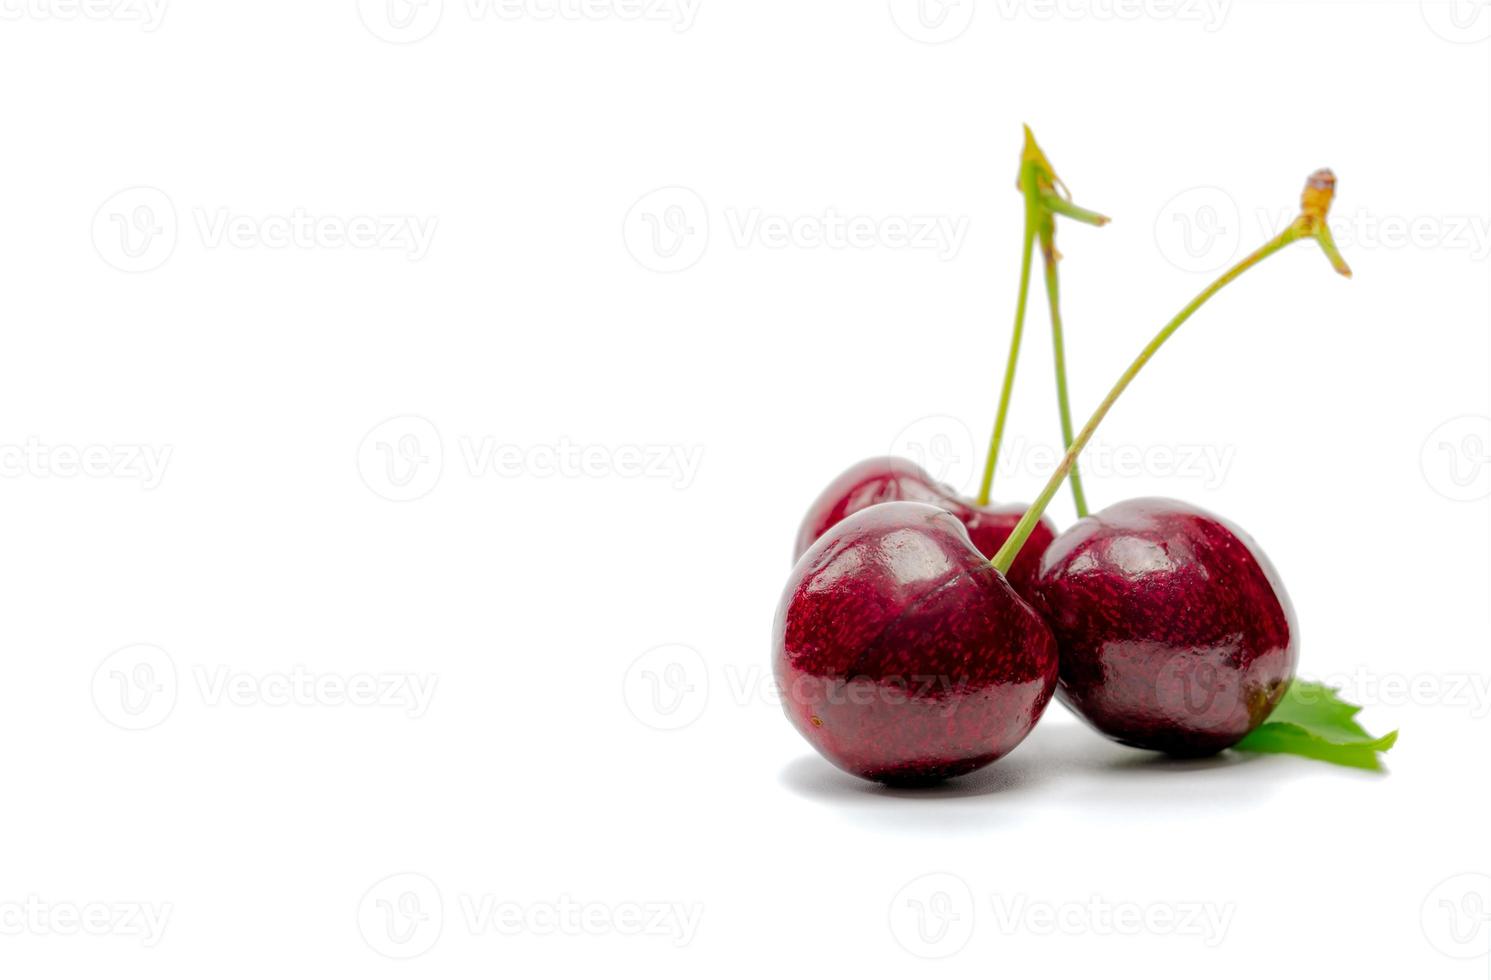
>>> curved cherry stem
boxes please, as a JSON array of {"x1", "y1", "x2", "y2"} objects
[
  {"x1": 992, "y1": 169, "x2": 1351, "y2": 575},
  {"x1": 976, "y1": 128, "x2": 1108, "y2": 508}
]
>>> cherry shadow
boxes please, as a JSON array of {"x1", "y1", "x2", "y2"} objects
[
  {"x1": 775, "y1": 713, "x2": 1311, "y2": 831},
  {"x1": 1073, "y1": 741, "x2": 1261, "y2": 774},
  {"x1": 779, "y1": 750, "x2": 1044, "y2": 802},
  {"x1": 775, "y1": 719, "x2": 1085, "y2": 831}
]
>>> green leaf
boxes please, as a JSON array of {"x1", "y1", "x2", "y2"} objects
[{"x1": 1234, "y1": 679, "x2": 1398, "y2": 771}]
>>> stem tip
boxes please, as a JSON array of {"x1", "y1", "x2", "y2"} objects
[{"x1": 1298, "y1": 168, "x2": 1352, "y2": 278}]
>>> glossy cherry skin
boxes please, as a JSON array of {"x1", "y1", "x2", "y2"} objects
[
  {"x1": 792, "y1": 457, "x2": 1057, "y2": 602},
  {"x1": 775, "y1": 501, "x2": 1060, "y2": 783},
  {"x1": 1031, "y1": 497, "x2": 1298, "y2": 756}
]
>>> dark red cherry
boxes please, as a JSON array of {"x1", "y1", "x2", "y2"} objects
[
  {"x1": 1031, "y1": 497, "x2": 1298, "y2": 755},
  {"x1": 774, "y1": 501, "x2": 1059, "y2": 783},
  {"x1": 792, "y1": 457, "x2": 1057, "y2": 601}
]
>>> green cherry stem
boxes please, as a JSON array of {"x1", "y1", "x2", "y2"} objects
[
  {"x1": 991, "y1": 169, "x2": 1351, "y2": 575},
  {"x1": 975, "y1": 166, "x2": 1038, "y2": 506},
  {"x1": 1039, "y1": 191, "x2": 1110, "y2": 227},
  {"x1": 976, "y1": 128, "x2": 1108, "y2": 507},
  {"x1": 1031, "y1": 138, "x2": 1110, "y2": 520},
  {"x1": 1037, "y1": 199, "x2": 1101, "y2": 518}
]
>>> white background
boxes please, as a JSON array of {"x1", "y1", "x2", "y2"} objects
[{"x1": 1, "y1": 1, "x2": 1488, "y2": 976}]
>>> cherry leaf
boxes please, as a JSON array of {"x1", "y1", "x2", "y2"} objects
[{"x1": 1235, "y1": 679, "x2": 1398, "y2": 770}]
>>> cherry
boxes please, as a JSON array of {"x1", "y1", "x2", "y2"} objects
[
  {"x1": 775, "y1": 501, "x2": 1058, "y2": 783},
  {"x1": 1031, "y1": 498, "x2": 1297, "y2": 754},
  {"x1": 985, "y1": 168, "x2": 1351, "y2": 755},
  {"x1": 791, "y1": 456, "x2": 1056, "y2": 600}
]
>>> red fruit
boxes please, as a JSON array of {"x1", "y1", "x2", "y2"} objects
[
  {"x1": 1032, "y1": 497, "x2": 1298, "y2": 755},
  {"x1": 775, "y1": 501, "x2": 1059, "y2": 783},
  {"x1": 792, "y1": 457, "x2": 1057, "y2": 602}
]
